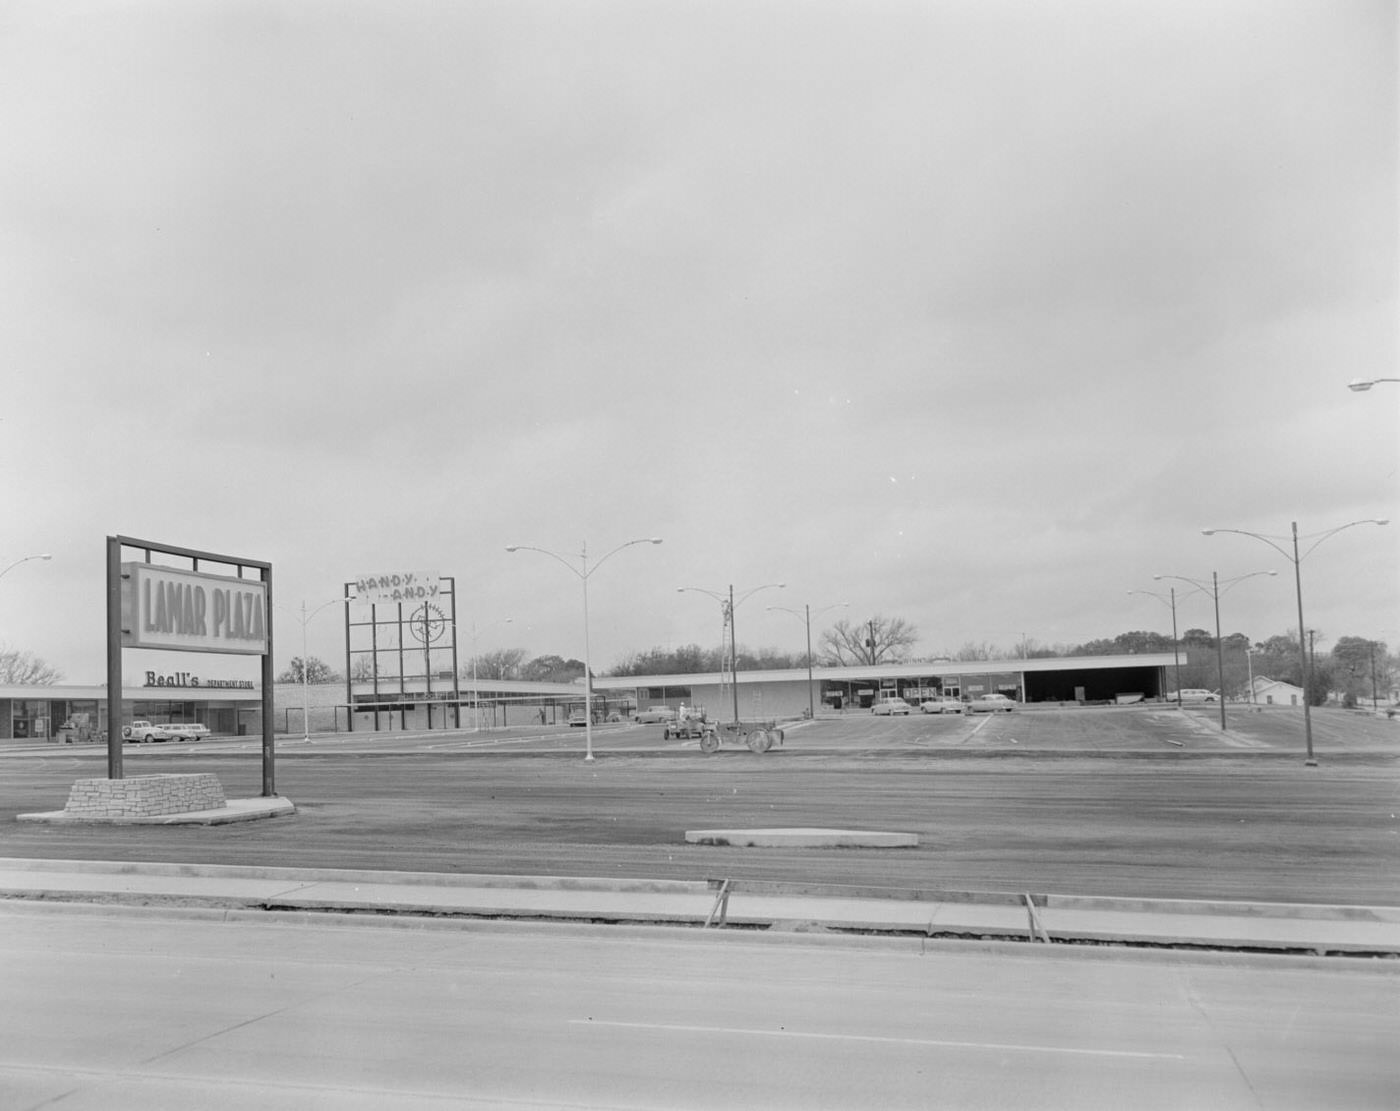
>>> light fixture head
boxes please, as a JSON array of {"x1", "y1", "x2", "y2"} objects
[
  {"x1": 505, "y1": 545, "x2": 520, "y2": 552},
  {"x1": 1348, "y1": 379, "x2": 1374, "y2": 392},
  {"x1": 1201, "y1": 529, "x2": 1216, "y2": 536}
]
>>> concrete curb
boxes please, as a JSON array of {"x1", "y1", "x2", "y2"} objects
[
  {"x1": 684, "y1": 828, "x2": 918, "y2": 848},
  {"x1": 16, "y1": 797, "x2": 296, "y2": 825},
  {"x1": 0, "y1": 859, "x2": 1396, "y2": 954}
]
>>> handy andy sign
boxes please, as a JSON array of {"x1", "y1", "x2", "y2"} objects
[
  {"x1": 121, "y1": 563, "x2": 268, "y2": 654},
  {"x1": 352, "y1": 570, "x2": 440, "y2": 606}
]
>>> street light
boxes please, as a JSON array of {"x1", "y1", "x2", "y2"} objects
[
  {"x1": 468, "y1": 616, "x2": 513, "y2": 733},
  {"x1": 1347, "y1": 378, "x2": 1400, "y2": 392},
  {"x1": 0, "y1": 553, "x2": 52, "y2": 581},
  {"x1": 293, "y1": 597, "x2": 351, "y2": 742},
  {"x1": 1153, "y1": 571, "x2": 1277, "y2": 731},
  {"x1": 506, "y1": 538, "x2": 662, "y2": 761},
  {"x1": 1203, "y1": 519, "x2": 1389, "y2": 764},
  {"x1": 1127, "y1": 587, "x2": 1182, "y2": 706},
  {"x1": 767, "y1": 601, "x2": 849, "y2": 719},
  {"x1": 678, "y1": 582, "x2": 785, "y2": 724}
]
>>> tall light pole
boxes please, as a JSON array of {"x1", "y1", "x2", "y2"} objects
[
  {"x1": 293, "y1": 597, "x2": 351, "y2": 742},
  {"x1": 1153, "y1": 571, "x2": 1277, "y2": 731},
  {"x1": 1127, "y1": 587, "x2": 1182, "y2": 705},
  {"x1": 767, "y1": 601, "x2": 848, "y2": 719},
  {"x1": 507, "y1": 539, "x2": 662, "y2": 761},
  {"x1": 0, "y1": 553, "x2": 52, "y2": 581},
  {"x1": 678, "y1": 582, "x2": 785, "y2": 724},
  {"x1": 468, "y1": 616, "x2": 513, "y2": 733},
  {"x1": 1204, "y1": 519, "x2": 1389, "y2": 765}
]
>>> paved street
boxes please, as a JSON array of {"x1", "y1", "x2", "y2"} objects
[{"x1": 3, "y1": 904, "x2": 1396, "y2": 1111}]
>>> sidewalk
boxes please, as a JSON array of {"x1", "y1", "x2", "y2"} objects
[{"x1": 1, "y1": 857, "x2": 1396, "y2": 955}]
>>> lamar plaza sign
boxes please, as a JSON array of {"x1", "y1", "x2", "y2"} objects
[{"x1": 18, "y1": 536, "x2": 290, "y2": 826}]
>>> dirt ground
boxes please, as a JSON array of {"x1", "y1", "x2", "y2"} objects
[{"x1": 4, "y1": 705, "x2": 1397, "y2": 906}]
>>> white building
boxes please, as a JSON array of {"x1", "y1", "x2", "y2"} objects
[{"x1": 1247, "y1": 677, "x2": 1305, "y2": 706}]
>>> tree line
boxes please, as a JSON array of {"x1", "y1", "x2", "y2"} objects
[{"x1": 8, "y1": 613, "x2": 1394, "y2": 709}]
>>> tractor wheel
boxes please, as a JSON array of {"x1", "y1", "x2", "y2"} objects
[{"x1": 699, "y1": 731, "x2": 720, "y2": 754}]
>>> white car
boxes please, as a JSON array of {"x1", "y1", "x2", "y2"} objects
[
  {"x1": 1169, "y1": 689, "x2": 1218, "y2": 704},
  {"x1": 121, "y1": 720, "x2": 178, "y2": 743},
  {"x1": 633, "y1": 706, "x2": 677, "y2": 724},
  {"x1": 165, "y1": 723, "x2": 211, "y2": 741},
  {"x1": 872, "y1": 697, "x2": 913, "y2": 716},
  {"x1": 920, "y1": 697, "x2": 965, "y2": 715},
  {"x1": 967, "y1": 693, "x2": 1016, "y2": 713}
]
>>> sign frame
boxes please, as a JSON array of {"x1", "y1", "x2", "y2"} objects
[{"x1": 107, "y1": 535, "x2": 275, "y2": 793}]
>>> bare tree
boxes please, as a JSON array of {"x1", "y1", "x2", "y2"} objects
[
  {"x1": 820, "y1": 616, "x2": 919, "y2": 665},
  {"x1": 277, "y1": 656, "x2": 341, "y2": 684},
  {"x1": 463, "y1": 648, "x2": 528, "y2": 681},
  {"x1": 0, "y1": 648, "x2": 62, "y2": 684}
]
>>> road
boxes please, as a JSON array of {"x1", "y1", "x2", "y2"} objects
[{"x1": 3, "y1": 904, "x2": 1396, "y2": 1110}]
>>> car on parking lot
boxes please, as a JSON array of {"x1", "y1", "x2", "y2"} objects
[
  {"x1": 164, "y1": 723, "x2": 210, "y2": 741},
  {"x1": 1168, "y1": 688, "x2": 1218, "y2": 704},
  {"x1": 920, "y1": 697, "x2": 965, "y2": 714},
  {"x1": 872, "y1": 697, "x2": 913, "y2": 716},
  {"x1": 633, "y1": 706, "x2": 677, "y2": 724},
  {"x1": 967, "y1": 693, "x2": 1016, "y2": 713},
  {"x1": 121, "y1": 720, "x2": 178, "y2": 743}
]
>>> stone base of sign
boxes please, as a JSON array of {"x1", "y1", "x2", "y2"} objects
[{"x1": 61, "y1": 774, "x2": 227, "y2": 819}]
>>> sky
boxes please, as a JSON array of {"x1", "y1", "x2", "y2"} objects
[{"x1": 3, "y1": 0, "x2": 1397, "y2": 685}]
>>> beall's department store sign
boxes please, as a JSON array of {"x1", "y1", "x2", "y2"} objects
[
  {"x1": 121, "y1": 563, "x2": 268, "y2": 655},
  {"x1": 142, "y1": 671, "x2": 255, "y2": 689}
]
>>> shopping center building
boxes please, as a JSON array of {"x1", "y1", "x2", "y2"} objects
[
  {"x1": 1, "y1": 652, "x2": 1176, "y2": 743},
  {"x1": 593, "y1": 652, "x2": 1179, "y2": 719}
]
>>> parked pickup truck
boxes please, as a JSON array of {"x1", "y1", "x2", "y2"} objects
[{"x1": 122, "y1": 720, "x2": 178, "y2": 743}]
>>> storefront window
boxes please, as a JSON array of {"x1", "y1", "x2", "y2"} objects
[{"x1": 13, "y1": 700, "x2": 49, "y2": 739}]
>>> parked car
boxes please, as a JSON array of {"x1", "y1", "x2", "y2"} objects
[
  {"x1": 633, "y1": 706, "x2": 677, "y2": 724},
  {"x1": 872, "y1": 697, "x2": 913, "y2": 716},
  {"x1": 165, "y1": 723, "x2": 211, "y2": 741},
  {"x1": 121, "y1": 720, "x2": 178, "y2": 743},
  {"x1": 567, "y1": 710, "x2": 589, "y2": 727},
  {"x1": 967, "y1": 693, "x2": 1016, "y2": 713},
  {"x1": 920, "y1": 697, "x2": 965, "y2": 715},
  {"x1": 1168, "y1": 689, "x2": 1218, "y2": 704}
]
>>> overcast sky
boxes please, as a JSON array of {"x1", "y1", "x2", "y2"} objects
[{"x1": 3, "y1": 0, "x2": 1396, "y2": 685}]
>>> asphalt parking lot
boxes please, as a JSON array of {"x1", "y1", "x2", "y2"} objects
[{"x1": 3, "y1": 705, "x2": 1397, "y2": 904}]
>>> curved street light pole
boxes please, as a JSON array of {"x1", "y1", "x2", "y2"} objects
[
  {"x1": 1203, "y1": 519, "x2": 1389, "y2": 765},
  {"x1": 1153, "y1": 571, "x2": 1277, "y2": 731},
  {"x1": 767, "y1": 602, "x2": 849, "y2": 719},
  {"x1": 507, "y1": 539, "x2": 662, "y2": 761},
  {"x1": 0, "y1": 553, "x2": 52, "y2": 581},
  {"x1": 1347, "y1": 378, "x2": 1400, "y2": 392},
  {"x1": 295, "y1": 597, "x2": 351, "y2": 742},
  {"x1": 678, "y1": 582, "x2": 785, "y2": 724},
  {"x1": 1127, "y1": 587, "x2": 1182, "y2": 707},
  {"x1": 469, "y1": 616, "x2": 513, "y2": 733}
]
